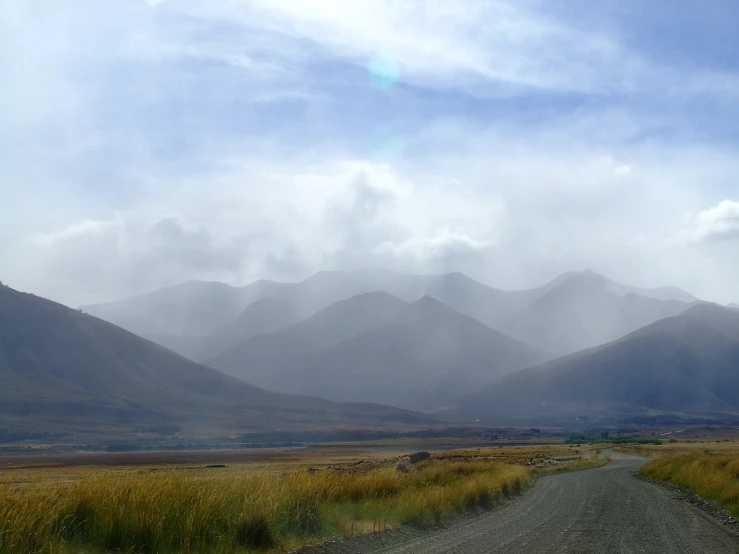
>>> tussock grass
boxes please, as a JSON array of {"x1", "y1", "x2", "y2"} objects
[
  {"x1": 641, "y1": 453, "x2": 739, "y2": 518},
  {"x1": 0, "y1": 459, "x2": 530, "y2": 553}
]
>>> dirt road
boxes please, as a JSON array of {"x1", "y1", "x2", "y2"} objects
[{"x1": 302, "y1": 451, "x2": 739, "y2": 554}]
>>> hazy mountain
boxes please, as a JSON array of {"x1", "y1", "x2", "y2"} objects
[
  {"x1": 239, "y1": 269, "x2": 526, "y2": 324},
  {"x1": 83, "y1": 269, "x2": 698, "y2": 359},
  {"x1": 211, "y1": 295, "x2": 547, "y2": 411},
  {"x1": 462, "y1": 303, "x2": 739, "y2": 419},
  {"x1": 245, "y1": 269, "x2": 697, "y2": 317},
  {"x1": 531, "y1": 269, "x2": 698, "y2": 303},
  {"x1": 80, "y1": 271, "x2": 423, "y2": 341},
  {"x1": 730, "y1": 303, "x2": 739, "y2": 310},
  {"x1": 0, "y1": 284, "x2": 434, "y2": 441},
  {"x1": 81, "y1": 280, "x2": 248, "y2": 338},
  {"x1": 503, "y1": 271, "x2": 696, "y2": 355},
  {"x1": 79, "y1": 269, "x2": 528, "y2": 341},
  {"x1": 147, "y1": 298, "x2": 306, "y2": 362},
  {"x1": 208, "y1": 292, "x2": 409, "y2": 377}
]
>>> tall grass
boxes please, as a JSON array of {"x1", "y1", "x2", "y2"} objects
[
  {"x1": 0, "y1": 459, "x2": 530, "y2": 553},
  {"x1": 641, "y1": 453, "x2": 739, "y2": 518}
]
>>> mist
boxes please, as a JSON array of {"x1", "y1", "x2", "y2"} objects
[
  {"x1": 2, "y1": 0, "x2": 739, "y2": 308},
  {"x1": 73, "y1": 267, "x2": 701, "y2": 412}
]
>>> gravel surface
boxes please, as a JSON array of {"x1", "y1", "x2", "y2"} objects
[{"x1": 297, "y1": 451, "x2": 739, "y2": 554}]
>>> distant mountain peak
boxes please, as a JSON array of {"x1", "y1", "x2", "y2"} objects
[
  {"x1": 335, "y1": 290, "x2": 404, "y2": 305},
  {"x1": 540, "y1": 270, "x2": 698, "y2": 304},
  {"x1": 435, "y1": 271, "x2": 487, "y2": 286},
  {"x1": 545, "y1": 269, "x2": 607, "y2": 288},
  {"x1": 287, "y1": 290, "x2": 406, "y2": 328},
  {"x1": 563, "y1": 269, "x2": 607, "y2": 281},
  {"x1": 682, "y1": 301, "x2": 732, "y2": 319},
  {"x1": 574, "y1": 268, "x2": 602, "y2": 277},
  {"x1": 233, "y1": 296, "x2": 300, "y2": 319},
  {"x1": 399, "y1": 295, "x2": 459, "y2": 323},
  {"x1": 184, "y1": 279, "x2": 233, "y2": 288},
  {"x1": 439, "y1": 271, "x2": 468, "y2": 279},
  {"x1": 411, "y1": 295, "x2": 449, "y2": 309},
  {"x1": 541, "y1": 270, "x2": 610, "y2": 297},
  {"x1": 309, "y1": 268, "x2": 402, "y2": 278},
  {"x1": 416, "y1": 293, "x2": 441, "y2": 302},
  {"x1": 461, "y1": 296, "x2": 739, "y2": 419}
]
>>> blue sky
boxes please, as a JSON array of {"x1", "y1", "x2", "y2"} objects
[{"x1": 1, "y1": 0, "x2": 738, "y2": 305}]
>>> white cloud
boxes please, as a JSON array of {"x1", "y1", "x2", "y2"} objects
[
  {"x1": 4, "y1": 160, "x2": 500, "y2": 303},
  {"x1": 12, "y1": 212, "x2": 248, "y2": 304},
  {"x1": 683, "y1": 200, "x2": 739, "y2": 242},
  {"x1": 130, "y1": 0, "x2": 739, "y2": 98},
  {"x1": 3, "y1": 0, "x2": 739, "y2": 307},
  {"x1": 375, "y1": 228, "x2": 496, "y2": 271},
  {"x1": 7, "y1": 137, "x2": 738, "y2": 305},
  {"x1": 140, "y1": 0, "x2": 625, "y2": 93},
  {"x1": 28, "y1": 218, "x2": 123, "y2": 247}
]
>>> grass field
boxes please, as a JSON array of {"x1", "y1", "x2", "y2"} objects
[
  {"x1": 0, "y1": 444, "x2": 602, "y2": 553},
  {"x1": 640, "y1": 452, "x2": 739, "y2": 519}
]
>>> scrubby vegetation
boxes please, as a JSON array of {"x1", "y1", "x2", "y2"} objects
[
  {"x1": 641, "y1": 453, "x2": 739, "y2": 518},
  {"x1": 0, "y1": 458, "x2": 531, "y2": 553},
  {"x1": 564, "y1": 432, "x2": 661, "y2": 445}
]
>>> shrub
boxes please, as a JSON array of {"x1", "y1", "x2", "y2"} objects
[{"x1": 234, "y1": 515, "x2": 275, "y2": 550}]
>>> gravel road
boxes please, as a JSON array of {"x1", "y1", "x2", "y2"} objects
[{"x1": 300, "y1": 451, "x2": 739, "y2": 554}]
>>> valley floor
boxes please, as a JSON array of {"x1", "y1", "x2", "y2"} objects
[
  {"x1": 0, "y1": 444, "x2": 596, "y2": 554},
  {"x1": 2, "y1": 442, "x2": 738, "y2": 553}
]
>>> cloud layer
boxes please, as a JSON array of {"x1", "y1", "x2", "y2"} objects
[
  {"x1": 685, "y1": 200, "x2": 739, "y2": 242},
  {"x1": 2, "y1": 0, "x2": 739, "y2": 305}
]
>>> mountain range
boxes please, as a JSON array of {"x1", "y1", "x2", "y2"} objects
[
  {"x1": 208, "y1": 293, "x2": 547, "y2": 410},
  {"x1": 502, "y1": 273, "x2": 696, "y2": 355},
  {"x1": 75, "y1": 269, "x2": 724, "y2": 418},
  {"x1": 148, "y1": 297, "x2": 307, "y2": 362},
  {"x1": 461, "y1": 303, "x2": 739, "y2": 419},
  {"x1": 6, "y1": 267, "x2": 738, "y2": 443},
  {"x1": 0, "y1": 284, "x2": 435, "y2": 441},
  {"x1": 82, "y1": 269, "x2": 699, "y2": 360}
]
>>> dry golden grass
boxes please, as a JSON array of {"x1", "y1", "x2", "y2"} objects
[
  {"x1": 0, "y1": 461, "x2": 526, "y2": 553},
  {"x1": 0, "y1": 445, "x2": 604, "y2": 554},
  {"x1": 641, "y1": 452, "x2": 739, "y2": 519}
]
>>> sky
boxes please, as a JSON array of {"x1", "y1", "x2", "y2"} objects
[{"x1": 1, "y1": 0, "x2": 739, "y2": 306}]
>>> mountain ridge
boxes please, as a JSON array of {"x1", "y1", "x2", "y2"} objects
[
  {"x1": 82, "y1": 269, "x2": 699, "y2": 360},
  {"x1": 460, "y1": 302, "x2": 739, "y2": 420},
  {"x1": 0, "y1": 284, "x2": 436, "y2": 440},
  {"x1": 210, "y1": 293, "x2": 547, "y2": 410}
]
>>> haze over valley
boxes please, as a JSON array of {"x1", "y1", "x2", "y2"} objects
[
  {"x1": 78, "y1": 268, "x2": 739, "y2": 422},
  {"x1": 2, "y1": 264, "x2": 736, "y2": 443}
]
